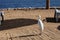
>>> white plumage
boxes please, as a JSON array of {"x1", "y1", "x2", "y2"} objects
[{"x1": 38, "y1": 15, "x2": 44, "y2": 34}]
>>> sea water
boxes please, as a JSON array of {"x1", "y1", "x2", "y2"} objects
[{"x1": 0, "y1": 0, "x2": 60, "y2": 8}]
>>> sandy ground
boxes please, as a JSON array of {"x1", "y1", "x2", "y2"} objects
[{"x1": 0, "y1": 9, "x2": 60, "y2": 40}]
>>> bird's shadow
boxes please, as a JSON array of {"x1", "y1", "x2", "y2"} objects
[
  {"x1": 43, "y1": 17, "x2": 60, "y2": 23},
  {"x1": 0, "y1": 18, "x2": 38, "y2": 31}
]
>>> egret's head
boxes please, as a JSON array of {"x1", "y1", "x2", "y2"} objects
[{"x1": 38, "y1": 15, "x2": 41, "y2": 19}]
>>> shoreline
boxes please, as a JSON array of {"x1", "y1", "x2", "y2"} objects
[{"x1": 0, "y1": 7, "x2": 60, "y2": 11}]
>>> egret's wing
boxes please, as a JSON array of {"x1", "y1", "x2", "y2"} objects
[{"x1": 38, "y1": 19, "x2": 44, "y2": 31}]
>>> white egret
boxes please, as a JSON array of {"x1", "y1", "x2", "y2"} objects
[{"x1": 38, "y1": 15, "x2": 44, "y2": 35}]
